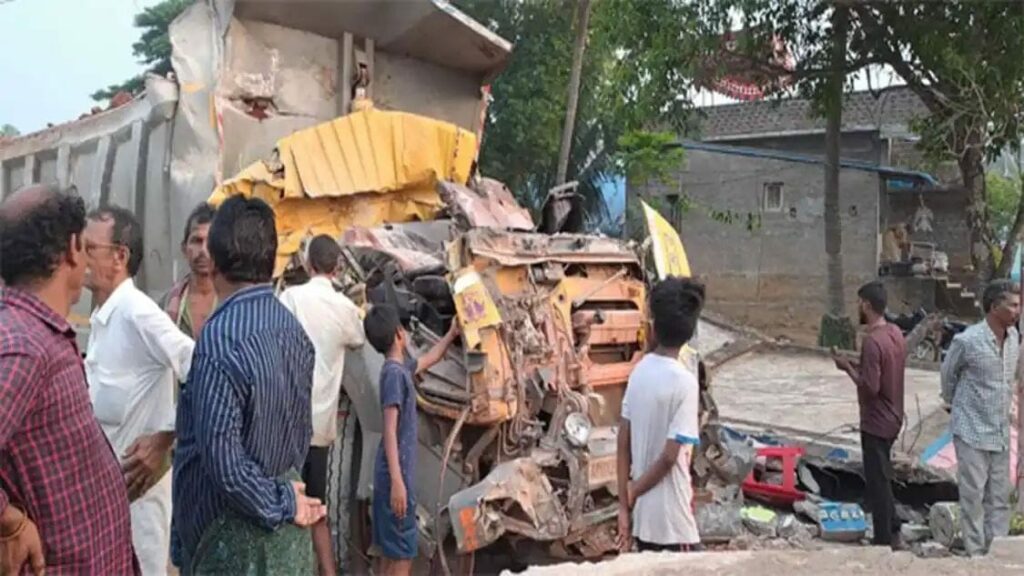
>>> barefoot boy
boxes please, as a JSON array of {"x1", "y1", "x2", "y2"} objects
[{"x1": 363, "y1": 306, "x2": 459, "y2": 576}]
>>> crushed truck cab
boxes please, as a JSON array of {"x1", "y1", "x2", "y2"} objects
[{"x1": 332, "y1": 177, "x2": 648, "y2": 560}]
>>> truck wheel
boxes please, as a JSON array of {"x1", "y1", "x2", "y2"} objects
[{"x1": 429, "y1": 535, "x2": 475, "y2": 576}]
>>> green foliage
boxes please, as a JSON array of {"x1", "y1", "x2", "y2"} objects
[
  {"x1": 614, "y1": 130, "x2": 684, "y2": 186},
  {"x1": 850, "y1": 3, "x2": 1024, "y2": 276},
  {"x1": 456, "y1": 0, "x2": 704, "y2": 229},
  {"x1": 987, "y1": 173, "x2": 1022, "y2": 243},
  {"x1": 92, "y1": 0, "x2": 192, "y2": 102},
  {"x1": 853, "y1": 3, "x2": 1024, "y2": 167},
  {"x1": 622, "y1": 189, "x2": 762, "y2": 244},
  {"x1": 0, "y1": 124, "x2": 19, "y2": 138},
  {"x1": 704, "y1": 1, "x2": 1024, "y2": 277}
]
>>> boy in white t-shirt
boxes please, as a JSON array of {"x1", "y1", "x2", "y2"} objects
[{"x1": 616, "y1": 277, "x2": 705, "y2": 552}]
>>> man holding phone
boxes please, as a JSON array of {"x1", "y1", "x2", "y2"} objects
[{"x1": 832, "y1": 281, "x2": 906, "y2": 550}]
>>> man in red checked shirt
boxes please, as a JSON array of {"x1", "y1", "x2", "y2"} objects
[{"x1": 0, "y1": 184, "x2": 138, "y2": 575}]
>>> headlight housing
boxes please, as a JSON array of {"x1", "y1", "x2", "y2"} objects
[{"x1": 563, "y1": 411, "x2": 592, "y2": 448}]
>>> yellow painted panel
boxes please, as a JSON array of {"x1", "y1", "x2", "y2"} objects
[
  {"x1": 210, "y1": 107, "x2": 476, "y2": 276},
  {"x1": 642, "y1": 200, "x2": 692, "y2": 279}
]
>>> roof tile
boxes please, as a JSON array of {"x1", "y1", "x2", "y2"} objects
[{"x1": 698, "y1": 86, "x2": 928, "y2": 140}]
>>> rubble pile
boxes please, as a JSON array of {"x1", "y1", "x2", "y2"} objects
[{"x1": 693, "y1": 424, "x2": 963, "y2": 557}]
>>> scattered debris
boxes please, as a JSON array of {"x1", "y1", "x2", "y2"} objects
[
  {"x1": 776, "y1": 514, "x2": 799, "y2": 538},
  {"x1": 797, "y1": 462, "x2": 822, "y2": 495},
  {"x1": 816, "y1": 502, "x2": 867, "y2": 543},
  {"x1": 743, "y1": 446, "x2": 807, "y2": 507},
  {"x1": 897, "y1": 503, "x2": 927, "y2": 526},
  {"x1": 912, "y1": 541, "x2": 953, "y2": 559},
  {"x1": 741, "y1": 506, "x2": 779, "y2": 538},
  {"x1": 696, "y1": 502, "x2": 743, "y2": 543},
  {"x1": 928, "y1": 502, "x2": 962, "y2": 549},
  {"x1": 793, "y1": 497, "x2": 822, "y2": 523},
  {"x1": 900, "y1": 523, "x2": 932, "y2": 544}
]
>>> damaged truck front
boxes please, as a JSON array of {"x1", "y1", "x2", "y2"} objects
[
  {"x1": 345, "y1": 187, "x2": 649, "y2": 565},
  {"x1": 211, "y1": 104, "x2": 654, "y2": 569},
  {"x1": 403, "y1": 198, "x2": 645, "y2": 553}
]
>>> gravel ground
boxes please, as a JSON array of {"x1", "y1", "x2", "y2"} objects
[{"x1": 512, "y1": 537, "x2": 1024, "y2": 576}]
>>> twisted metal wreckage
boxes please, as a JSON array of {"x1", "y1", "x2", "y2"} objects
[{"x1": 208, "y1": 106, "x2": 742, "y2": 570}]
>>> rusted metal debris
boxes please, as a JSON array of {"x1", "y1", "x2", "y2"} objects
[
  {"x1": 447, "y1": 458, "x2": 570, "y2": 553},
  {"x1": 439, "y1": 178, "x2": 534, "y2": 231}
]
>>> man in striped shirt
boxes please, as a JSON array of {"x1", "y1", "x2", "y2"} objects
[{"x1": 171, "y1": 196, "x2": 326, "y2": 574}]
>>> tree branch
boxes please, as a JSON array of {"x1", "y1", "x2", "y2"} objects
[
  {"x1": 851, "y1": 5, "x2": 947, "y2": 112},
  {"x1": 996, "y1": 179, "x2": 1024, "y2": 278}
]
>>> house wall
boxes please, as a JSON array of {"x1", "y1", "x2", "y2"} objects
[{"x1": 639, "y1": 148, "x2": 881, "y2": 342}]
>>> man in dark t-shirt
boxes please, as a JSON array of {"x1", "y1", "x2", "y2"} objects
[{"x1": 833, "y1": 281, "x2": 906, "y2": 550}]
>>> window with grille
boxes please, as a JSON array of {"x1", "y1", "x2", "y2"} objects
[{"x1": 763, "y1": 182, "x2": 784, "y2": 213}]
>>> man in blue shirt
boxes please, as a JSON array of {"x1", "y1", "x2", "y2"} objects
[{"x1": 171, "y1": 196, "x2": 325, "y2": 574}]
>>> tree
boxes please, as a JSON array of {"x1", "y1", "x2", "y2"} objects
[
  {"x1": 92, "y1": 0, "x2": 192, "y2": 103},
  {"x1": 0, "y1": 124, "x2": 19, "y2": 138},
  {"x1": 850, "y1": 2, "x2": 1024, "y2": 279},
  {"x1": 456, "y1": 0, "x2": 704, "y2": 224},
  {"x1": 699, "y1": 0, "x2": 863, "y2": 347},
  {"x1": 819, "y1": 4, "x2": 855, "y2": 349}
]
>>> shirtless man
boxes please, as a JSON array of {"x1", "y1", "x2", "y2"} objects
[{"x1": 161, "y1": 203, "x2": 217, "y2": 338}]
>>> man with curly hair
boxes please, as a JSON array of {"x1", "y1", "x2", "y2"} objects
[
  {"x1": 617, "y1": 277, "x2": 705, "y2": 553},
  {"x1": 0, "y1": 184, "x2": 139, "y2": 575}
]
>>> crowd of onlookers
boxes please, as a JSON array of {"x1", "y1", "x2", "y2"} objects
[{"x1": 1, "y1": 182, "x2": 1021, "y2": 576}]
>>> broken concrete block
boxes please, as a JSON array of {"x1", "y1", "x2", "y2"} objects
[
  {"x1": 777, "y1": 513, "x2": 816, "y2": 545},
  {"x1": 929, "y1": 502, "x2": 962, "y2": 549},
  {"x1": 913, "y1": 541, "x2": 952, "y2": 559},
  {"x1": 797, "y1": 463, "x2": 821, "y2": 495},
  {"x1": 697, "y1": 502, "x2": 743, "y2": 543},
  {"x1": 797, "y1": 517, "x2": 821, "y2": 538},
  {"x1": 900, "y1": 523, "x2": 932, "y2": 544},
  {"x1": 793, "y1": 499, "x2": 821, "y2": 523},
  {"x1": 896, "y1": 503, "x2": 927, "y2": 526},
  {"x1": 776, "y1": 514, "x2": 798, "y2": 539},
  {"x1": 741, "y1": 506, "x2": 778, "y2": 538}
]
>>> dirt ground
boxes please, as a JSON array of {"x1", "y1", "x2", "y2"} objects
[{"x1": 512, "y1": 537, "x2": 1024, "y2": 576}]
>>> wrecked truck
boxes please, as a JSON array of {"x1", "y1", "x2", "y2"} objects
[
  {"x1": 344, "y1": 198, "x2": 648, "y2": 566},
  {"x1": 208, "y1": 104, "x2": 725, "y2": 571}
]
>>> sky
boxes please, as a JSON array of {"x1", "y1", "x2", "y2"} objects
[
  {"x1": 0, "y1": 0, "x2": 160, "y2": 134},
  {"x1": 0, "y1": 0, "x2": 900, "y2": 138}
]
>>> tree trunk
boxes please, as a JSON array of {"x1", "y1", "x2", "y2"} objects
[
  {"x1": 994, "y1": 185, "x2": 1024, "y2": 279},
  {"x1": 824, "y1": 7, "x2": 848, "y2": 319},
  {"x1": 819, "y1": 5, "x2": 855, "y2": 350},
  {"x1": 957, "y1": 136, "x2": 998, "y2": 281},
  {"x1": 555, "y1": 0, "x2": 592, "y2": 186},
  {"x1": 995, "y1": 150, "x2": 1024, "y2": 279}
]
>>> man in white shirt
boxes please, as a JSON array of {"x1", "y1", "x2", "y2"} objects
[
  {"x1": 279, "y1": 234, "x2": 366, "y2": 576},
  {"x1": 83, "y1": 205, "x2": 194, "y2": 575},
  {"x1": 617, "y1": 277, "x2": 705, "y2": 553}
]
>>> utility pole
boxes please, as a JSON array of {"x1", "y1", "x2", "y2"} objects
[{"x1": 555, "y1": 0, "x2": 592, "y2": 186}]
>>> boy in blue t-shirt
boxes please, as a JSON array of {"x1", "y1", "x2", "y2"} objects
[{"x1": 363, "y1": 305, "x2": 459, "y2": 576}]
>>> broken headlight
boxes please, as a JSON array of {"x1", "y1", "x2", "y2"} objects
[{"x1": 563, "y1": 411, "x2": 592, "y2": 448}]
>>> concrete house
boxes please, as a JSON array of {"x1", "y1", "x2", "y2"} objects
[{"x1": 635, "y1": 87, "x2": 973, "y2": 341}]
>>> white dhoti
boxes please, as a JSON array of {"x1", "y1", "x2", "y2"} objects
[{"x1": 130, "y1": 471, "x2": 173, "y2": 576}]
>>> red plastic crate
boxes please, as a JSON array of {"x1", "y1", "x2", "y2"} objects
[{"x1": 742, "y1": 446, "x2": 807, "y2": 507}]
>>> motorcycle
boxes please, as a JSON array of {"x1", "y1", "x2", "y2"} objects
[{"x1": 884, "y1": 308, "x2": 966, "y2": 363}]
